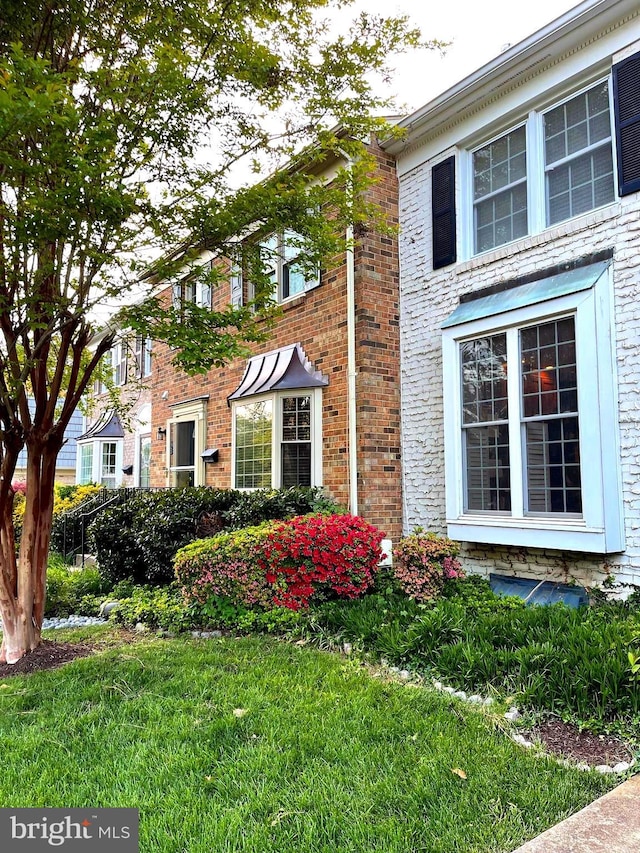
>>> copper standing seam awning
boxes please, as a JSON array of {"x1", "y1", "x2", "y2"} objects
[
  {"x1": 227, "y1": 343, "x2": 329, "y2": 405},
  {"x1": 77, "y1": 410, "x2": 125, "y2": 441}
]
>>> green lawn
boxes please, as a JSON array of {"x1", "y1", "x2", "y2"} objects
[{"x1": 0, "y1": 629, "x2": 613, "y2": 853}]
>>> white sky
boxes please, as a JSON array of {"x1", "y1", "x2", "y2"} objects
[{"x1": 351, "y1": 0, "x2": 582, "y2": 114}]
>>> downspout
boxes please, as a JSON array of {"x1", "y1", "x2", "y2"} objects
[{"x1": 341, "y1": 152, "x2": 358, "y2": 517}]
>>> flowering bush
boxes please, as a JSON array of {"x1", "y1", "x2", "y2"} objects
[
  {"x1": 392, "y1": 529, "x2": 463, "y2": 602},
  {"x1": 175, "y1": 523, "x2": 275, "y2": 610},
  {"x1": 260, "y1": 514, "x2": 385, "y2": 609}
]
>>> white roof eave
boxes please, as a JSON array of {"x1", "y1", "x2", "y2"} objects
[{"x1": 382, "y1": 0, "x2": 634, "y2": 156}]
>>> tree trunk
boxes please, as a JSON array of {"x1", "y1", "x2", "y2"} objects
[{"x1": 0, "y1": 440, "x2": 59, "y2": 664}]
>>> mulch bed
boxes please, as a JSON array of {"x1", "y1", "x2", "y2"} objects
[
  {"x1": 527, "y1": 719, "x2": 634, "y2": 766},
  {"x1": 0, "y1": 639, "x2": 94, "y2": 677}
]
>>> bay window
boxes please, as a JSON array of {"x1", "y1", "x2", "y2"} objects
[
  {"x1": 442, "y1": 259, "x2": 623, "y2": 553},
  {"x1": 232, "y1": 390, "x2": 321, "y2": 490}
]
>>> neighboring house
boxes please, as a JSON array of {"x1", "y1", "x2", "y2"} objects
[
  {"x1": 14, "y1": 405, "x2": 84, "y2": 485},
  {"x1": 150, "y1": 140, "x2": 404, "y2": 540},
  {"x1": 76, "y1": 331, "x2": 153, "y2": 488},
  {"x1": 383, "y1": 0, "x2": 640, "y2": 588}
]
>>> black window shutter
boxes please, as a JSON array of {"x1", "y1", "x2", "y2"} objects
[
  {"x1": 613, "y1": 50, "x2": 640, "y2": 196},
  {"x1": 432, "y1": 156, "x2": 456, "y2": 269}
]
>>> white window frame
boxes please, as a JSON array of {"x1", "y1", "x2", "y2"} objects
[
  {"x1": 231, "y1": 388, "x2": 323, "y2": 490},
  {"x1": 134, "y1": 335, "x2": 152, "y2": 378},
  {"x1": 76, "y1": 439, "x2": 124, "y2": 488},
  {"x1": 111, "y1": 341, "x2": 126, "y2": 387},
  {"x1": 461, "y1": 77, "x2": 618, "y2": 259},
  {"x1": 165, "y1": 397, "x2": 207, "y2": 487},
  {"x1": 258, "y1": 231, "x2": 320, "y2": 304},
  {"x1": 442, "y1": 268, "x2": 623, "y2": 553}
]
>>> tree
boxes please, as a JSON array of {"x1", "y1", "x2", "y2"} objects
[{"x1": 0, "y1": 0, "x2": 431, "y2": 662}]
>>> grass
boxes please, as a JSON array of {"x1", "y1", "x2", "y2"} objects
[{"x1": 0, "y1": 627, "x2": 614, "y2": 853}]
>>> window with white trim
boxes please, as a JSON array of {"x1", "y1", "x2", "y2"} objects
[
  {"x1": 134, "y1": 335, "x2": 152, "y2": 378},
  {"x1": 467, "y1": 80, "x2": 616, "y2": 256},
  {"x1": 111, "y1": 341, "x2": 126, "y2": 387},
  {"x1": 76, "y1": 439, "x2": 123, "y2": 487},
  {"x1": 232, "y1": 390, "x2": 321, "y2": 490},
  {"x1": 442, "y1": 263, "x2": 623, "y2": 553},
  {"x1": 79, "y1": 443, "x2": 93, "y2": 484},
  {"x1": 259, "y1": 231, "x2": 320, "y2": 303}
]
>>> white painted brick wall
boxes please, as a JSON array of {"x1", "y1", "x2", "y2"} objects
[{"x1": 398, "y1": 158, "x2": 640, "y2": 591}]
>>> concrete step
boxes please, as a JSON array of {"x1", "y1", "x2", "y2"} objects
[{"x1": 510, "y1": 775, "x2": 640, "y2": 852}]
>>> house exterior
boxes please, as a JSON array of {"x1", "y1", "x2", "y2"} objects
[
  {"x1": 15, "y1": 405, "x2": 83, "y2": 485},
  {"x1": 76, "y1": 331, "x2": 153, "y2": 489},
  {"x1": 383, "y1": 0, "x2": 640, "y2": 589},
  {"x1": 148, "y1": 141, "x2": 404, "y2": 540}
]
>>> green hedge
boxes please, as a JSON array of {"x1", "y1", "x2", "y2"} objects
[{"x1": 89, "y1": 486, "x2": 340, "y2": 586}]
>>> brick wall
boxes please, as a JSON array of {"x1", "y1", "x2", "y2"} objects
[{"x1": 149, "y1": 141, "x2": 403, "y2": 540}]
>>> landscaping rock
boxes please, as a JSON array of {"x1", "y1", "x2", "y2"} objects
[
  {"x1": 504, "y1": 706, "x2": 521, "y2": 722},
  {"x1": 99, "y1": 600, "x2": 120, "y2": 617},
  {"x1": 512, "y1": 734, "x2": 534, "y2": 748},
  {"x1": 595, "y1": 765, "x2": 614, "y2": 774},
  {"x1": 613, "y1": 762, "x2": 632, "y2": 773},
  {"x1": 453, "y1": 690, "x2": 467, "y2": 700},
  {"x1": 467, "y1": 694, "x2": 483, "y2": 704},
  {"x1": 398, "y1": 670, "x2": 411, "y2": 681},
  {"x1": 134, "y1": 622, "x2": 148, "y2": 634}
]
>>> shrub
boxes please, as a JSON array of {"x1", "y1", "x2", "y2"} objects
[
  {"x1": 175, "y1": 524, "x2": 275, "y2": 610},
  {"x1": 222, "y1": 486, "x2": 342, "y2": 530},
  {"x1": 260, "y1": 514, "x2": 385, "y2": 609},
  {"x1": 88, "y1": 486, "x2": 339, "y2": 586},
  {"x1": 392, "y1": 529, "x2": 463, "y2": 602},
  {"x1": 89, "y1": 488, "x2": 240, "y2": 586},
  {"x1": 108, "y1": 584, "x2": 195, "y2": 632},
  {"x1": 45, "y1": 555, "x2": 110, "y2": 617}
]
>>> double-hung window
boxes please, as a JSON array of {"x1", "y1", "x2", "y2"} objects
[
  {"x1": 544, "y1": 81, "x2": 615, "y2": 225},
  {"x1": 442, "y1": 261, "x2": 623, "y2": 553},
  {"x1": 468, "y1": 80, "x2": 616, "y2": 256},
  {"x1": 232, "y1": 390, "x2": 321, "y2": 490},
  {"x1": 473, "y1": 126, "x2": 528, "y2": 254},
  {"x1": 259, "y1": 231, "x2": 320, "y2": 303},
  {"x1": 135, "y1": 335, "x2": 152, "y2": 378}
]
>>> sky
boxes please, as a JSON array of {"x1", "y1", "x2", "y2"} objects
[{"x1": 349, "y1": 0, "x2": 583, "y2": 114}]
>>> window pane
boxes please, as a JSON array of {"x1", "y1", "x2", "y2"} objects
[
  {"x1": 525, "y1": 417, "x2": 582, "y2": 513},
  {"x1": 139, "y1": 436, "x2": 151, "y2": 488},
  {"x1": 465, "y1": 425, "x2": 511, "y2": 511},
  {"x1": 80, "y1": 444, "x2": 93, "y2": 485},
  {"x1": 101, "y1": 442, "x2": 117, "y2": 488},
  {"x1": 521, "y1": 318, "x2": 577, "y2": 419},
  {"x1": 545, "y1": 83, "x2": 614, "y2": 226},
  {"x1": 473, "y1": 127, "x2": 528, "y2": 252},
  {"x1": 282, "y1": 443, "x2": 311, "y2": 488},
  {"x1": 235, "y1": 400, "x2": 272, "y2": 489},
  {"x1": 460, "y1": 335, "x2": 508, "y2": 425},
  {"x1": 280, "y1": 396, "x2": 312, "y2": 487}
]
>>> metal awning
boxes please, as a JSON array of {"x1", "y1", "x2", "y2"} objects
[
  {"x1": 77, "y1": 411, "x2": 124, "y2": 441},
  {"x1": 228, "y1": 343, "x2": 328, "y2": 404},
  {"x1": 442, "y1": 260, "x2": 610, "y2": 329}
]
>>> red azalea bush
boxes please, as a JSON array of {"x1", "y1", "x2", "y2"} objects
[
  {"x1": 175, "y1": 523, "x2": 275, "y2": 609},
  {"x1": 259, "y1": 513, "x2": 385, "y2": 609},
  {"x1": 392, "y1": 528, "x2": 463, "y2": 602}
]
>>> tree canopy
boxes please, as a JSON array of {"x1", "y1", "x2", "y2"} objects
[{"x1": 0, "y1": 0, "x2": 433, "y2": 661}]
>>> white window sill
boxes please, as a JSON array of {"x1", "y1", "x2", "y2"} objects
[{"x1": 447, "y1": 516, "x2": 623, "y2": 554}]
